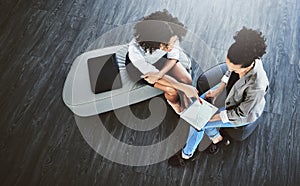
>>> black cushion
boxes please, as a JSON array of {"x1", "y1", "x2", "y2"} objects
[
  {"x1": 87, "y1": 54, "x2": 122, "y2": 94},
  {"x1": 220, "y1": 121, "x2": 259, "y2": 141},
  {"x1": 197, "y1": 63, "x2": 227, "y2": 95}
]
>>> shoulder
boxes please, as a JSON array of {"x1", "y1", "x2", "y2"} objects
[
  {"x1": 128, "y1": 39, "x2": 145, "y2": 60},
  {"x1": 248, "y1": 59, "x2": 269, "y2": 90},
  {"x1": 129, "y1": 39, "x2": 141, "y2": 52},
  {"x1": 167, "y1": 40, "x2": 180, "y2": 59}
]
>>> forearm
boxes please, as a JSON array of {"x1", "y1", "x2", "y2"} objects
[
  {"x1": 157, "y1": 59, "x2": 177, "y2": 77},
  {"x1": 136, "y1": 62, "x2": 159, "y2": 75},
  {"x1": 156, "y1": 74, "x2": 179, "y2": 88},
  {"x1": 216, "y1": 82, "x2": 226, "y2": 93},
  {"x1": 209, "y1": 113, "x2": 222, "y2": 122},
  {"x1": 162, "y1": 75, "x2": 199, "y2": 96},
  {"x1": 157, "y1": 75, "x2": 189, "y2": 92}
]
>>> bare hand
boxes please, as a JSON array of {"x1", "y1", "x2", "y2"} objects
[
  {"x1": 180, "y1": 84, "x2": 202, "y2": 104},
  {"x1": 143, "y1": 72, "x2": 162, "y2": 84},
  {"x1": 205, "y1": 90, "x2": 221, "y2": 104}
]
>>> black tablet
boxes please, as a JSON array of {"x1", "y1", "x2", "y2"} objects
[{"x1": 87, "y1": 54, "x2": 122, "y2": 94}]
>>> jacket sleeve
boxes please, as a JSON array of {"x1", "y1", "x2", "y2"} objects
[
  {"x1": 221, "y1": 70, "x2": 231, "y2": 84},
  {"x1": 220, "y1": 85, "x2": 267, "y2": 124}
]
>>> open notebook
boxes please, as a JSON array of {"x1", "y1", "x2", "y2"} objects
[{"x1": 180, "y1": 98, "x2": 218, "y2": 130}]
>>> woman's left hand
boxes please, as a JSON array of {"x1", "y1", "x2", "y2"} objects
[{"x1": 143, "y1": 72, "x2": 162, "y2": 84}]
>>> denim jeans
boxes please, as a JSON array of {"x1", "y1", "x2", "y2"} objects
[{"x1": 182, "y1": 85, "x2": 250, "y2": 156}]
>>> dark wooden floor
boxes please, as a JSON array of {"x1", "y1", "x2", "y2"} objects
[{"x1": 0, "y1": 0, "x2": 299, "y2": 185}]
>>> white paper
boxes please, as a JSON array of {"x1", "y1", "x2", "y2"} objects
[{"x1": 180, "y1": 98, "x2": 218, "y2": 130}]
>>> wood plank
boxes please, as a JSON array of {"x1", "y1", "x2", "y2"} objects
[{"x1": 0, "y1": 0, "x2": 299, "y2": 185}]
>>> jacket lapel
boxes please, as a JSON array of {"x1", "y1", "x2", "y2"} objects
[
  {"x1": 226, "y1": 63, "x2": 257, "y2": 101},
  {"x1": 226, "y1": 78, "x2": 247, "y2": 100}
]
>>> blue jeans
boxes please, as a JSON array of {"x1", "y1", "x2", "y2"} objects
[{"x1": 182, "y1": 86, "x2": 250, "y2": 156}]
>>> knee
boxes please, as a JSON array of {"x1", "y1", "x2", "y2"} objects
[{"x1": 165, "y1": 87, "x2": 178, "y2": 96}]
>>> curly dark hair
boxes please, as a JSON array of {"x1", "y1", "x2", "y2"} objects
[
  {"x1": 134, "y1": 9, "x2": 187, "y2": 53},
  {"x1": 227, "y1": 27, "x2": 267, "y2": 68}
]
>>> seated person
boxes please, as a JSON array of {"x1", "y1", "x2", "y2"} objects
[
  {"x1": 126, "y1": 10, "x2": 192, "y2": 114},
  {"x1": 144, "y1": 27, "x2": 269, "y2": 165}
]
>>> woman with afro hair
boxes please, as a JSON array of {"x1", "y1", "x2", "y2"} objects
[
  {"x1": 166, "y1": 27, "x2": 269, "y2": 164},
  {"x1": 126, "y1": 9, "x2": 192, "y2": 114}
]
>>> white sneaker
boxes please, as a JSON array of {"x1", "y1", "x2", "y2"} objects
[{"x1": 181, "y1": 151, "x2": 193, "y2": 160}]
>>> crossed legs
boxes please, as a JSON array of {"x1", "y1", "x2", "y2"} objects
[
  {"x1": 154, "y1": 62, "x2": 192, "y2": 113},
  {"x1": 154, "y1": 78, "x2": 182, "y2": 113}
]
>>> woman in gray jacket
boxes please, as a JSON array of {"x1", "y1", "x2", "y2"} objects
[{"x1": 148, "y1": 27, "x2": 269, "y2": 164}]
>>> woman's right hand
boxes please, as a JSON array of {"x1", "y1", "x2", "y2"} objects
[
  {"x1": 204, "y1": 82, "x2": 226, "y2": 104},
  {"x1": 179, "y1": 84, "x2": 202, "y2": 104},
  {"x1": 205, "y1": 89, "x2": 221, "y2": 104}
]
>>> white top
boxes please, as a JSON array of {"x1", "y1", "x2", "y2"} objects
[{"x1": 128, "y1": 39, "x2": 180, "y2": 74}]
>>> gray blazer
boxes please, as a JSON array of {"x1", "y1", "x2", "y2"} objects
[{"x1": 220, "y1": 59, "x2": 269, "y2": 125}]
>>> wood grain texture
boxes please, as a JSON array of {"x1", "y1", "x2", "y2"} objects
[{"x1": 0, "y1": 0, "x2": 299, "y2": 185}]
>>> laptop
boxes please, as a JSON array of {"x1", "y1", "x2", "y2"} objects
[
  {"x1": 180, "y1": 98, "x2": 218, "y2": 130},
  {"x1": 87, "y1": 53, "x2": 122, "y2": 94}
]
